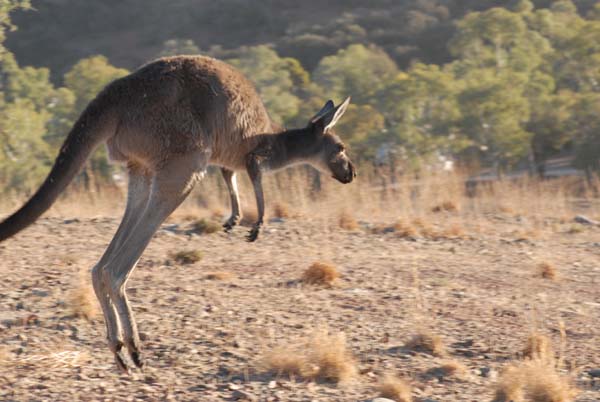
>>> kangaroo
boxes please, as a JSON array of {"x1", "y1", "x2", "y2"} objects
[{"x1": 0, "y1": 55, "x2": 355, "y2": 372}]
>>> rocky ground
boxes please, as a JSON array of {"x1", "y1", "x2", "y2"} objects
[{"x1": 0, "y1": 211, "x2": 599, "y2": 401}]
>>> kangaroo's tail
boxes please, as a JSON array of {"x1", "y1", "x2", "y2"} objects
[{"x1": 0, "y1": 96, "x2": 116, "y2": 242}]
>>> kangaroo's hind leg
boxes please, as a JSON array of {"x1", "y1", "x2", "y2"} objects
[
  {"x1": 103, "y1": 152, "x2": 208, "y2": 371},
  {"x1": 221, "y1": 167, "x2": 242, "y2": 232},
  {"x1": 91, "y1": 163, "x2": 151, "y2": 372}
]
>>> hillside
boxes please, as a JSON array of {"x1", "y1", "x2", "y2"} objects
[{"x1": 6, "y1": 0, "x2": 596, "y2": 82}]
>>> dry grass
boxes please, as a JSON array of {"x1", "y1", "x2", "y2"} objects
[
  {"x1": 431, "y1": 200, "x2": 460, "y2": 213},
  {"x1": 442, "y1": 223, "x2": 466, "y2": 239},
  {"x1": 494, "y1": 333, "x2": 577, "y2": 402},
  {"x1": 301, "y1": 262, "x2": 340, "y2": 287},
  {"x1": 338, "y1": 210, "x2": 359, "y2": 231},
  {"x1": 68, "y1": 270, "x2": 99, "y2": 321},
  {"x1": 523, "y1": 333, "x2": 554, "y2": 361},
  {"x1": 240, "y1": 208, "x2": 258, "y2": 226},
  {"x1": 405, "y1": 332, "x2": 446, "y2": 356},
  {"x1": 272, "y1": 202, "x2": 291, "y2": 219},
  {"x1": 189, "y1": 218, "x2": 221, "y2": 234},
  {"x1": 378, "y1": 374, "x2": 413, "y2": 402},
  {"x1": 426, "y1": 360, "x2": 468, "y2": 380},
  {"x1": 392, "y1": 219, "x2": 417, "y2": 238},
  {"x1": 170, "y1": 250, "x2": 203, "y2": 265},
  {"x1": 203, "y1": 271, "x2": 235, "y2": 281},
  {"x1": 263, "y1": 328, "x2": 357, "y2": 383},
  {"x1": 492, "y1": 360, "x2": 577, "y2": 402},
  {"x1": 537, "y1": 262, "x2": 558, "y2": 280}
]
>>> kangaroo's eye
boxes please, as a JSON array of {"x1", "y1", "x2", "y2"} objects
[{"x1": 337, "y1": 144, "x2": 345, "y2": 153}]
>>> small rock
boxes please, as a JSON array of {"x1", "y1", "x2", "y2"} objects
[
  {"x1": 588, "y1": 368, "x2": 600, "y2": 378},
  {"x1": 63, "y1": 218, "x2": 80, "y2": 224},
  {"x1": 231, "y1": 390, "x2": 257, "y2": 401},
  {"x1": 267, "y1": 380, "x2": 277, "y2": 389},
  {"x1": 368, "y1": 399, "x2": 396, "y2": 402},
  {"x1": 574, "y1": 215, "x2": 598, "y2": 225}
]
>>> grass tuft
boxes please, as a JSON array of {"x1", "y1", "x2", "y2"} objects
[
  {"x1": 426, "y1": 360, "x2": 467, "y2": 380},
  {"x1": 378, "y1": 374, "x2": 413, "y2": 402},
  {"x1": 203, "y1": 271, "x2": 235, "y2": 281},
  {"x1": 170, "y1": 249, "x2": 203, "y2": 265},
  {"x1": 272, "y1": 202, "x2": 291, "y2": 219},
  {"x1": 393, "y1": 219, "x2": 417, "y2": 238},
  {"x1": 338, "y1": 210, "x2": 359, "y2": 231},
  {"x1": 301, "y1": 262, "x2": 340, "y2": 287},
  {"x1": 190, "y1": 218, "x2": 221, "y2": 234},
  {"x1": 492, "y1": 360, "x2": 577, "y2": 402},
  {"x1": 68, "y1": 270, "x2": 99, "y2": 321},
  {"x1": 537, "y1": 262, "x2": 557, "y2": 280},
  {"x1": 431, "y1": 200, "x2": 459, "y2": 213},
  {"x1": 263, "y1": 328, "x2": 357, "y2": 383},
  {"x1": 405, "y1": 332, "x2": 445, "y2": 356},
  {"x1": 523, "y1": 333, "x2": 554, "y2": 362}
]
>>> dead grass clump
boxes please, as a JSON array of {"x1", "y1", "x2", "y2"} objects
[
  {"x1": 426, "y1": 360, "x2": 467, "y2": 380},
  {"x1": 446, "y1": 223, "x2": 466, "y2": 238},
  {"x1": 338, "y1": 210, "x2": 359, "y2": 231},
  {"x1": 393, "y1": 219, "x2": 417, "y2": 238},
  {"x1": 210, "y1": 207, "x2": 225, "y2": 220},
  {"x1": 68, "y1": 270, "x2": 99, "y2": 321},
  {"x1": 272, "y1": 202, "x2": 291, "y2": 219},
  {"x1": 170, "y1": 250, "x2": 203, "y2": 265},
  {"x1": 263, "y1": 329, "x2": 357, "y2": 383},
  {"x1": 378, "y1": 374, "x2": 413, "y2": 402},
  {"x1": 405, "y1": 332, "x2": 445, "y2": 356},
  {"x1": 301, "y1": 262, "x2": 340, "y2": 287},
  {"x1": 537, "y1": 262, "x2": 557, "y2": 280},
  {"x1": 493, "y1": 360, "x2": 577, "y2": 402},
  {"x1": 240, "y1": 208, "x2": 258, "y2": 226},
  {"x1": 431, "y1": 200, "x2": 460, "y2": 213},
  {"x1": 190, "y1": 218, "x2": 221, "y2": 234},
  {"x1": 523, "y1": 333, "x2": 554, "y2": 362},
  {"x1": 203, "y1": 271, "x2": 235, "y2": 281}
]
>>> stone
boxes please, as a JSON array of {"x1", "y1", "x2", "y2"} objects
[
  {"x1": 231, "y1": 390, "x2": 257, "y2": 401},
  {"x1": 574, "y1": 215, "x2": 599, "y2": 225}
]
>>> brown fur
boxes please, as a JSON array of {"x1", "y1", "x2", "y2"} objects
[{"x1": 0, "y1": 55, "x2": 356, "y2": 372}]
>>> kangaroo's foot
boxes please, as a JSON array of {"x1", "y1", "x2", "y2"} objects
[
  {"x1": 129, "y1": 348, "x2": 144, "y2": 370},
  {"x1": 223, "y1": 215, "x2": 240, "y2": 232},
  {"x1": 110, "y1": 340, "x2": 130, "y2": 374},
  {"x1": 246, "y1": 222, "x2": 262, "y2": 242}
]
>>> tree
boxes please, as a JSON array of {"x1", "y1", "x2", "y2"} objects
[
  {"x1": 0, "y1": 99, "x2": 52, "y2": 192},
  {"x1": 156, "y1": 38, "x2": 200, "y2": 58},
  {"x1": 568, "y1": 93, "x2": 600, "y2": 172},
  {"x1": 313, "y1": 44, "x2": 398, "y2": 105},
  {"x1": 64, "y1": 55, "x2": 129, "y2": 115},
  {"x1": 227, "y1": 46, "x2": 307, "y2": 124},
  {"x1": 456, "y1": 69, "x2": 532, "y2": 169},
  {"x1": 449, "y1": 7, "x2": 551, "y2": 75},
  {"x1": 63, "y1": 55, "x2": 129, "y2": 184},
  {"x1": 379, "y1": 63, "x2": 465, "y2": 159}
]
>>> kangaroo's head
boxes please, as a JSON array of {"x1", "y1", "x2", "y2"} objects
[{"x1": 307, "y1": 97, "x2": 356, "y2": 184}]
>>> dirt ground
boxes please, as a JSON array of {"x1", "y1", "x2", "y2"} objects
[{"x1": 0, "y1": 211, "x2": 599, "y2": 401}]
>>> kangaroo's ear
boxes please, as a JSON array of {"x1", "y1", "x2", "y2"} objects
[
  {"x1": 310, "y1": 100, "x2": 335, "y2": 125},
  {"x1": 310, "y1": 97, "x2": 351, "y2": 133}
]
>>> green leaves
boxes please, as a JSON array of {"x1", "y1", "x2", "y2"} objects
[
  {"x1": 313, "y1": 44, "x2": 398, "y2": 105},
  {"x1": 228, "y1": 46, "x2": 307, "y2": 125}
]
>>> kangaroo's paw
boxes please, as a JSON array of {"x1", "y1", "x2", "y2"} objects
[
  {"x1": 111, "y1": 341, "x2": 130, "y2": 374},
  {"x1": 246, "y1": 224, "x2": 261, "y2": 242},
  {"x1": 223, "y1": 216, "x2": 240, "y2": 233},
  {"x1": 130, "y1": 349, "x2": 144, "y2": 370}
]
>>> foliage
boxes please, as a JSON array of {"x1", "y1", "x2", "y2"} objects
[
  {"x1": 1, "y1": 1, "x2": 600, "y2": 195},
  {"x1": 228, "y1": 45, "x2": 307, "y2": 124}
]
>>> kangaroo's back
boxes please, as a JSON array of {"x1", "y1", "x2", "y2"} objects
[{"x1": 106, "y1": 56, "x2": 274, "y2": 170}]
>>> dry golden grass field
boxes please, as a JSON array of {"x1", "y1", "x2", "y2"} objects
[{"x1": 0, "y1": 170, "x2": 599, "y2": 401}]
